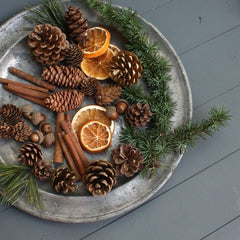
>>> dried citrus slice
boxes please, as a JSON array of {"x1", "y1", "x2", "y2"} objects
[
  {"x1": 109, "y1": 44, "x2": 120, "y2": 56},
  {"x1": 79, "y1": 120, "x2": 112, "y2": 153},
  {"x1": 71, "y1": 105, "x2": 115, "y2": 135},
  {"x1": 82, "y1": 27, "x2": 111, "y2": 58},
  {"x1": 81, "y1": 48, "x2": 114, "y2": 80}
]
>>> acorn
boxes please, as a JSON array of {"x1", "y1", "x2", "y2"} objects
[
  {"x1": 39, "y1": 122, "x2": 53, "y2": 134},
  {"x1": 29, "y1": 130, "x2": 44, "y2": 144},
  {"x1": 30, "y1": 112, "x2": 46, "y2": 125},
  {"x1": 105, "y1": 106, "x2": 119, "y2": 121},
  {"x1": 43, "y1": 133, "x2": 55, "y2": 148},
  {"x1": 115, "y1": 99, "x2": 128, "y2": 114},
  {"x1": 21, "y1": 104, "x2": 33, "y2": 119}
]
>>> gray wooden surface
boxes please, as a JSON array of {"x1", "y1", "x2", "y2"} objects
[{"x1": 0, "y1": 0, "x2": 239, "y2": 239}]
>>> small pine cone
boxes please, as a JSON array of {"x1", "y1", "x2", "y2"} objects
[
  {"x1": 42, "y1": 65, "x2": 86, "y2": 89},
  {"x1": 0, "y1": 121, "x2": 14, "y2": 139},
  {"x1": 44, "y1": 89, "x2": 84, "y2": 112},
  {"x1": 32, "y1": 160, "x2": 53, "y2": 181},
  {"x1": 0, "y1": 104, "x2": 22, "y2": 126},
  {"x1": 109, "y1": 51, "x2": 142, "y2": 86},
  {"x1": 51, "y1": 167, "x2": 77, "y2": 195},
  {"x1": 18, "y1": 143, "x2": 42, "y2": 167},
  {"x1": 112, "y1": 144, "x2": 143, "y2": 177},
  {"x1": 28, "y1": 23, "x2": 69, "y2": 65},
  {"x1": 125, "y1": 102, "x2": 152, "y2": 127},
  {"x1": 13, "y1": 121, "x2": 32, "y2": 142},
  {"x1": 95, "y1": 84, "x2": 122, "y2": 106},
  {"x1": 83, "y1": 160, "x2": 117, "y2": 196},
  {"x1": 65, "y1": 6, "x2": 88, "y2": 47},
  {"x1": 65, "y1": 43, "x2": 84, "y2": 67},
  {"x1": 79, "y1": 77, "x2": 100, "y2": 96}
]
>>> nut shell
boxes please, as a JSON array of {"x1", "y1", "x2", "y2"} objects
[
  {"x1": 43, "y1": 133, "x2": 55, "y2": 148},
  {"x1": 39, "y1": 122, "x2": 53, "y2": 134},
  {"x1": 105, "y1": 106, "x2": 119, "y2": 121}
]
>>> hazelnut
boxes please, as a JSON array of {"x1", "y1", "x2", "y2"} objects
[
  {"x1": 30, "y1": 112, "x2": 46, "y2": 125},
  {"x1": 105, "y1": 106, "x2": 119, "y2": 121},
  {"x1": 43, "y1": 133, "x2": 55, "y2": 148},
  {"x1": 39, "y1": 122, "x2": 53, "y2": 134},
  {"x1": 29, "y1": 130, "x2": 44, "y2": 144},
  {"x1": 115, "y1": 99, "x2": 128, "y2": 114}
]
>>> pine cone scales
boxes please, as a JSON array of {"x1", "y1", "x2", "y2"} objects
[
  {"x1": 125, "y1": 102, "x2": 152, "y2": 127},
  {"x1": 80, "y1": 77, "x2": 100, "y2": 96},
  {"x1": 0, "y1": 104, "x2": 22, "y2": 126},
  {"x1": 83, "y1": 160, "x2": 117, "y2": 196},
  {"x1": 42, "y1": 65, "x2": 86, "y2": 88},
  {"x1": 65, "y1": 43, "x2": 84, "y2": 66},
  {"x1": 112, "y1": 144, "x2": 143, "y2": 177},
  {"x1": 13, "y1": 121, "x2": 32, "y2": 142},
  {"x1": 110, "y1": 51, "x2": 142, "y2": 86},
  {"x1": 65, "y1": 6, "x2": 88, "y2": 47},
  {"x1": 28, "y1": 24, "x2": 68, "y2": 65},
  {"x1": 18, "y1": 143, "x2": 42, "y2": 167},
  {"x1": 44, "y1": 89, "x2": 84, "y2": 112},
  {"x1": 0, "y1": 121, "x2": 14, "y2": 139},
  {"x1": 95, "y1": 84, "x2": 122, "y2": 106},
  {"x1": 33, "y1": 160, "x2": 53, "y2": 181},
  {"x1": 51, "y1": 167, "x2": 77, "y2": 194}
]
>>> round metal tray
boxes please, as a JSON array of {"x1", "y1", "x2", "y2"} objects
[{"x1": 0, "y1": 1, "x2": 192, "y2": 223}]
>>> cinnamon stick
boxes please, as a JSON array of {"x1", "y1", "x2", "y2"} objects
[
  {"x1": 53, "y1": 112, "x2": 64, "y2": 164},
  {"x1": 3, "y1": 84, "x2": 45, "y2": 107},
  {"x1": 9, "y1": 66, "x2": 56, "y2": 92},
  {"x1": 0, "y1": 77, "x2": 49, "y2": 93},
  {"x1": 58, "y1": 132, "x2": 81, "y2": 180}
]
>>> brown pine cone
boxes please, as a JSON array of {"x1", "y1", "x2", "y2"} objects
[
  {"x1": 112, "y1": 144, "x2": 143, "y2": 177},
  {"x1": 0, "y1": 104, "x2": 22, "y2": 126},
  {"x1": 44, "y1": 89, "x2": 84, "y2": 112},
  {"x1": 13, "y1": 121, "x2": 32, "y2": 142},
  {"x1": 95, "y1": 84, "x2": 122, "y2": 106},
  {"x1": 28, "y1": 23, "x2": 69, "y2": 65},
  {"x1": 51, "y1": 167, "x2": 78, "y2": 195},
  {"x1": 32, "y1": 160, "x2": 53, "y2": 181},
  {"x1": 125, "y1": 102, "x2": 152, "y2": 127},
  {"x1": 18, "y1": 143, "x2": 42, "y2": 167},
  {"x1": 42, "y1": 65, "x2": 86, "y2": 89},
  {"x1": 83, "y1": 160, "x2": 117, "y2": 196},
  {"x1": 0, "y1": 121, "x2": 14, "y2": 139},
  {"x1": 65, "y1": 6, "x2": 88, "y2": 47},
  {"x1": 79, "y1": 77, "x2": 100, "y2": 96},
  {"x1": 65, "y1": 43, "x2": 84, "y2": 67},
  {"x1": 109, "y1": 51, "x2": 142, "y2": 86}
]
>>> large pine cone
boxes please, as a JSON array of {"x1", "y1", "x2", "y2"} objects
[
  {"x1": 65, "y1": 43, "x2": 84, "y2": 67},
  {"x1": 18, "y1": 143, "x2": 42, "y2": 167},
  {"x1": 109, "y1": 51, "x2": 142, "y2": 86},
  {"x1": 13, "y1": 121, "x2": 32, "y2": 142},
  {"x1": 83, "y1": 160, "x2": 117, "y2": 196},
  {"x1": 95, "y1": 84, "x2": 122, "y2": 106},
  {"x1": 32, "y1": 160, "x2": 53, "y2": 181},
  {"x1": 42, "y1": 65, "x2": 86, "y2": 88},
  {"x1": 0, "y1": 121, "x2": 14, "y2": 139},
  {"x1": 112, "y1": 144, "x2": 143, "y2": 177},
  {"x1": 125, "y1": 102, "x2": 152, "y2": 127},
  {"x1": 79, "y1": 77, "x2": 100, "y2": 96},
  {"x1": 65, "y1": 6, "x2": 88, "y2": 47},
  {"x1": 51, "y1": 167, "x2": 77, "y2": 195},
  {"x1": 44, "y1": 89, "x2": 84, "y2": 112},
  {"x1": 28, "y1": 24, "x2": 68, "y2": 65},
  {"x1": 0, "y1": 104, "x2": 22, "y2": 126}
]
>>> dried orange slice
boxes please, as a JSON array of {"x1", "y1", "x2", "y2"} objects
[
  {"x1": 79, "y1": 120, "x2": 112, "y2": 153},
  {"x1": 82, "y1": 27, "x2": 111, "y2": 58},
  {"x1": 71, "y1": 105, "x2": 115, "y2": 135},
  {"x1": 109, "y1": 44, "x2": 120, "y2": 56},
  {"x1": 81, "y1": 48, "x2": 114, "y2": 80}
]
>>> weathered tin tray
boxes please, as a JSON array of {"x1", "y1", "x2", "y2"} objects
[{"x1": 0, "y1": 1, "x2": 192, "y2": 223}]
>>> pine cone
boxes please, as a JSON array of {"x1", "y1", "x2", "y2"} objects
[
  {"x1": 125, "y1": 102, "x2": 152, "y2": 127},
  {"x1": 95, "y1": 84, "x2": 122, "y2": 106},
  {"x1": 65, "y1": 6, "x2": 88, "y2": 47},
  {"x1": 0, "y1": 121, "x2": 14, "y2": 139},
  {"x1": 13, "y1": 121, "x2": 32, "y2": 142},
  {"x1": 18, "y1": 143, "x2": 42, "y2": 167},
  {"x1": 65, "y1": 43, "x2": 84, "y2": 67},
  {"x1": 51, "y1": 167, "x2": 77, "y2": 195},
  {"x1": 79, "y1": 77, "x2": 100, "y2": 96},
  {"x1": 32, "y1": 160, "x2": 53, "y2": 181},
  {"x1": 83, "y1": 160, "x2": 117, "y2": 196},
  {"x1": 109, "y1": 51, "x2": 142, "y2": 86},
  {"x1": 28, "y1": 23, "x2": 68, "y2": 65},
  {"x1": 42, "y1": 65, "x2": 86, "y2": 88},
  {"x1": 0, "y1": 104, "x2": 22, "y2": 126},
  {"x1": 112, "y1": 144, "x2": 143, "y2": 177},
  {"x1": 44, "y1": 89, "x2": 84, "y2": 112}
]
